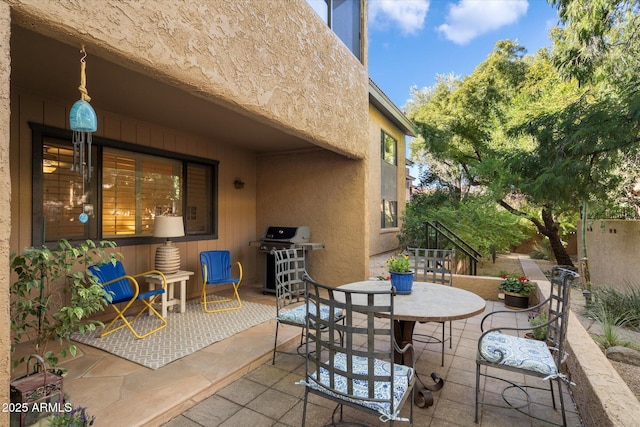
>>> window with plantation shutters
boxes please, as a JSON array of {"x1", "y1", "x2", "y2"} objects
[
  {"x1": 102, "y1": 149, "x2": 183, "y2": 237},
  {"x1": 42, "y1": 141, "x2": 89, "y2": 241},
  {"x1": 186, "y1": 163, "x2": 212, "y2": 234},
  {"x1": 31, "y1": 124, "x2": 218, "y2": 246}
]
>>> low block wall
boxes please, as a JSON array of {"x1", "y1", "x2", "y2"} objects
[
  {"x1": 527, "y1": 260, "x2": 640, "y2": 426},
  {"x1": 453, "y1": 274, "x2": 539, "y2": 306}
]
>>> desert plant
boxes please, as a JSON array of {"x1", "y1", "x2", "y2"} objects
[
  {"x1": 10, "y1": 239, "x2": 120, "y2": 370},
  {"x1": 589, "y1": 303, "x2": 634, "y2": 349},
  {"x1": 588, "y1": 286, "x2": 640, "y2": 330}
]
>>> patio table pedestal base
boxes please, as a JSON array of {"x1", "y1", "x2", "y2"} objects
[{"x1": 394, "y1": 320, "x2": 445, "y2": 408}]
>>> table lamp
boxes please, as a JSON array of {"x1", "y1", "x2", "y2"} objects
[{"x1": 153, "y1": 215, "x2": 185, "y2": 274}]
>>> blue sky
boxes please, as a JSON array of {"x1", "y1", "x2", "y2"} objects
[{"x1": 367, "y1": 0, "x2": 561, "y2": 109}]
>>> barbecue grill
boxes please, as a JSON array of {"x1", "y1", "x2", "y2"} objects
[{"x1": 251, "y1": 226, "x2": 324, "y2": 294}]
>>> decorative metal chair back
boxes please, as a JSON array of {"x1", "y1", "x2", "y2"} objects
[
  {"x1": 475, "y1": 266, "x2": 579, "y2": 426},
  {"x1": 408, "y1": 247, "x2": 454, "y2": 285},
  {"x1": 271, "y1": 247, "x2": 309, "y2": 364},
  {"x1": 407, "y1": 247, "x2": 454, "y2": 366},
  {"x1": 300, "y1": 274, "x2": 415, "y2": 425},
  {"x1": 274, "y1": 247, "x2": 307, "y2": 316}
]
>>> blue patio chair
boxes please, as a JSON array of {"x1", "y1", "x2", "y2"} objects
[
  {"x1": 475, "y1": 266, "x2": 579, "y2": 426},
  {"x1": 89, "y1": 261, "x2": 168, "y2": 339},
  {"x1": 200, "y1": 250, "x2": 243, "y2": 313}
]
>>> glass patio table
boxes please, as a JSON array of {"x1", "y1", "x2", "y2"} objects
[{"x1": 336, "y1": 280, "x2": 486, "y2": 407}]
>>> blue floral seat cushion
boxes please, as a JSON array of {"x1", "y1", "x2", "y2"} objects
[
  {"x1": 277, "y1": 303, "x2": 342, "y2": 326},
  {"x1": 479, "y1": 331, "x2": 557, "y2": 376},
  {"x1": 304, "y1": 352, "x2": 413, "y2": 421}
]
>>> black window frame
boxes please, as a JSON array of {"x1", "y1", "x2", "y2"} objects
[{"x1": 30, "y1": 123, "x2": 219, "y2": 247}]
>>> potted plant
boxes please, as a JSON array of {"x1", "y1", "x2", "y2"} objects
[
  {"x1": 386, "y1": 253, "x2": 413, "y2": 295},
  {"x1": 10, "y1": 239, "x2": 119, "y2": 371},
  {"x1": 49, "y1": 403, "x2": 95, "y2": 426},
  {"x1": 526, "y1": 309, "x2": 549, "y2": 341},
  {"x1": 498, "y1": 274, "x2": 534, "y2": 309}
]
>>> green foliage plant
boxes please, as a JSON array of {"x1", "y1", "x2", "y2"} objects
[
  {"x1": 10, "y1": 239, "x2": 119, "y2": 370},
  {"x1": 528, "y1": 309, "x2": 549, "y2": 340},
  {"x1": 498, "y1": 274, "x2": 534, "y2": 295},
  {"x1": 386, "y1": 254, "x2": 412, "y2": 273}
]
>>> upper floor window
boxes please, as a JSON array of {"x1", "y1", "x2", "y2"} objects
[
  {"x1": 381, "y1": 131, "x2": 397, "y2": 165},
  {"x1": 307, "y1": 0, "x2": 361, "y2": 61},
  {"x1": 32, "y1": 124, "x2": 218, "y2": 246},
  {"x1": 380, "y1": 130, "x2": 398, "y2": 228}
]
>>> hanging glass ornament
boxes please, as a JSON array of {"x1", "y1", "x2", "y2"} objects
[{"x1": 69, "y1": 45, "x2": 97, "y2": 183}]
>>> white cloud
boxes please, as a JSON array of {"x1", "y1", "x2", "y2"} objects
[
  {"x1": 369, "y1": 0, "x2": 430, "y2": 36},
  {"x1": 437, "y1": 0, "x2": 529, "y2": 45}
]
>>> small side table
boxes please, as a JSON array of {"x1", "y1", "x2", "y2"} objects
[{"x1": 145, "y1": 270, "x2": 194, "y2": 318}]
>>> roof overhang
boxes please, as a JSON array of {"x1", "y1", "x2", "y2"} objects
[{"x1": 368, "y1": 79, "x2": 416, "y2": 137}]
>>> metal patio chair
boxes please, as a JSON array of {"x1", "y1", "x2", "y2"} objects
[
  {"x1": 300, "y1": 274, "x2": 415, "y2": 425},
  {"x1": 475, "y1": 266, "x2": 579, "y2": 426},
  {"x1": 200, "y1": 250, "x2": 243, "y2": 313},
  {"x1": 271, "y1": 247, "x2": 343, "y2": 364},
  {"x1": 408, "y1": 247, "x2": 455, "y2": 366},
  {"x1": 89, "y1": 261, "x2": 167, "y2": 339}
]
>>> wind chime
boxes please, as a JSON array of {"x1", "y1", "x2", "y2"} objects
[
  {"x1": 69, "y1": 45, "x2": 97, "y2": 183},
  {"x1": 69, "y1": 45, "x2": 97, "y2": 225}
]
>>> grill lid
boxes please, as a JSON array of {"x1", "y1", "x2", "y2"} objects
[{"x1": 262, "y1": 226, "x2": 310, "y2": 243}]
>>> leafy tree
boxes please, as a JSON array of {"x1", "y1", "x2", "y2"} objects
[
  {"x1": 409, "y1": 40, "x2": 581, "y2": 266},
  {"x1": 399, "y1": 190, "x2": 531, "y2": 256}
]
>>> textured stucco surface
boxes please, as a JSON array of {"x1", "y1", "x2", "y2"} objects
[
  {"x1": 579, "y1": 219, "x2": 640, "y2": 290},
  {"x1": 7, "y1": 0, "x2": 368, "y2": 159},
  {"x1": 368, "y1": 103, "x2": 406, "y2": 256},
  {"x1": 0, "y1": 3, "x2": 10, "y2": 424},
  {"x1": 256, "y1": 149, "x2": 369, "y2": 286}
]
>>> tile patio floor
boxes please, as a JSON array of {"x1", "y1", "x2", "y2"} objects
[{"x1": 49, "y1": 258, "x2": 581, "y2": 426}]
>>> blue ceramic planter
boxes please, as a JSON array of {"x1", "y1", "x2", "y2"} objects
[{"x1": 389, "y1": 271, "x2": 414, "y2": 295}]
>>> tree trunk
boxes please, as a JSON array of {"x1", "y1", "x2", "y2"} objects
[
  {"x1": 498, "y1": 201, "x2": 575, "y2": 268},
  {"x1": 539, "y1": 207, "x2": 574, "y2": 268}
]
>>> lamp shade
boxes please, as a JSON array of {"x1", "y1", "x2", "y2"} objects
[{"x1": 153, "y1": 216, "x2": 185, "y2": 238}]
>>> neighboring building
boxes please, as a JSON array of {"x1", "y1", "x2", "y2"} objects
[
  {"x1": 368, "y1": 79, "x2": 416, "y2": 256},
  {"x1": 0, "y1": 0, "x2": 414, "y2": 414}
]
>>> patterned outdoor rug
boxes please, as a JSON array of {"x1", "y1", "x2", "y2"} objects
[{"x1": 71, "y1": 298, "x2": 276, "y2": 370}]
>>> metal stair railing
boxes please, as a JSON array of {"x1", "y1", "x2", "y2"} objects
[{"x1": 425, "y1": 220, "x2": 481, "y2": 275}]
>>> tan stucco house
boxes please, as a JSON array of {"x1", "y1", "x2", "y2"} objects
[{"x1": 0, "y1": 0, "x2": 415, "y2": 416}]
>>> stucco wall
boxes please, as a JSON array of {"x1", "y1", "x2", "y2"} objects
[
  {"x1": 578, "y1": 219, "x2": 640, "y2": 290},
  {"x1": 256, "y1": 149, "x2": 369, "y2": 286},
  {"x1": 0, "y1": 3, "x2": 11, "y2": 425},
  {"x1": 368, "y1": 104, "x2": 406, "y2": 256},
  {"x1": 6, "y1": 0, "x2": 368, "y2": 159}
]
